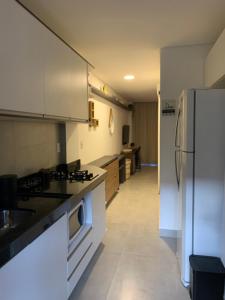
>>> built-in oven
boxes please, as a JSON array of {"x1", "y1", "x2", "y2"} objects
[{"x1": 68, "y1": 200, "x2": 85, "y2": 247}]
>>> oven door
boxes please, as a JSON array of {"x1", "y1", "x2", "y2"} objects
[{"x1": 68, "y1": 200, "x2": 85, "y2": 246}]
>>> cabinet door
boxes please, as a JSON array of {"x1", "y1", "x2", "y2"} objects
[
  {"x1": 105, "y1": 163, "x2": 115, "y2": 202},
  {"x1": 44, "y1": 32, "x2": 88, "y2": 121},
  {"x1": 0, "y1": 1, "x2": 45, "y2": 115},
  {"x1": 70, "y1": 51, "x2": 88, "y2": 121},
  {"x1": 0, "y1": 215, "x2": 68, "y2": 300},
  {"x1": 105, "y1": 159, "x2": 119, "y2": 202},
  {"x1": 44, "y1": 31, "x2": 72, "y2": 118},
  {"x1": 92, "y1": 181, "x2": 106, "y2": 249}
]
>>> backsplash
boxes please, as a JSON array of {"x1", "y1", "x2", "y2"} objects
[{"x1": 0, "y1": 119, "x2": 66, "y2": 177}]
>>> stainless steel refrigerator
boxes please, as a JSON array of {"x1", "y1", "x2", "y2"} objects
[{"x1": 175, "y1": 88, "x2": 225, "y2": 286}]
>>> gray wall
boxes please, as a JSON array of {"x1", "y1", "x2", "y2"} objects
[{"x1": 0, "y1": 118, "x2": 66, "y2": 177}]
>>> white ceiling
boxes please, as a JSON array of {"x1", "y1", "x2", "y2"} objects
[{"x1": 19, "y1": 0, "x2": 225, "y2": 102}]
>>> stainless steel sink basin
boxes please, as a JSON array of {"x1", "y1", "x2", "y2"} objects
[{"x1": 0, "y1": 209, "x2": 35, "y2": 230}]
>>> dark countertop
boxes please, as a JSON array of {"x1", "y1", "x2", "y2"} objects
[
  {"x1": 0, "y1": 165, "x2": 106, "y2": 269},
  {"x1": 90, "y1": 155, "x2": 119, "y2": 168}
]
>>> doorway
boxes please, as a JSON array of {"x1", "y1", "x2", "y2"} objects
[{"x1": 132, "y1": 102, "x2": 158, "y2": 166}]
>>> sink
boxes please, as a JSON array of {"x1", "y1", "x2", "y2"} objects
[{"x1": 0, "y1": 209, "x2": 36, "y2": 230}]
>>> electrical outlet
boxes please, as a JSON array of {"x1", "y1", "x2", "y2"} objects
[
  {"x1": 80, "y1": 141, "x2": 83, "y2": 149},
  {"x1": 56, "y1": 142, "x2": 61, "y2": 153}
]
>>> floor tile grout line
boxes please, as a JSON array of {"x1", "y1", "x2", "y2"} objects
[{"x1": 105, "y1": 250, "x2": 124, "y2": 300}]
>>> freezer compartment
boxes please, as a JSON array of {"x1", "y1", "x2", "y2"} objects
[
  {"x1": 193, "y1": 89, "x2": 225, "y2": 257},
  {"x1": 176, "y1": 90, "x2": 195, "y2": 152}
]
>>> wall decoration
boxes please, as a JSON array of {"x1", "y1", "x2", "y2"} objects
[
  {"x1": 108, "y1": 108, "x2": 114, "y2": 134},
  {"x1": 88, "y1": 101, "x2": 99, "y2": 127}
]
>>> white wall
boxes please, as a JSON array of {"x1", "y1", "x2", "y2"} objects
[
  {"x1": 205, "y1": 28, "x2": 225, "y2": 87},
  {"x1": 66, "y1": 95, "x2": 131, "y2": 164},
  {"x1": 160, "y1": 44, "x2": 211, "y2": 234},
  {"x1": 66, "y1": 72, "x2": 132, "y2": 164}
]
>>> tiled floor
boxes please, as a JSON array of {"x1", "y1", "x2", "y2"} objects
[{"x1": 70, "y1": 167, "x2": 190, "y2": 300}]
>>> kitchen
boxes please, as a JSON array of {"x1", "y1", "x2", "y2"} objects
[{"x1": 1, "y1": 1, "x2": 225, "y2": 300}]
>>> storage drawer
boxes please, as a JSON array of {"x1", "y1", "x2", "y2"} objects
[
  {"x1": 67, "y1": 242, "x2": 94, "y2": 296},
  {"x1": 67, "y1": 229, "x2": 93, "y2": 278}
]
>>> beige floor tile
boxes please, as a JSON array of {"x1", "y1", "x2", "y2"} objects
[
  {"x1": 106, "y1": 253, "x2": 189, "y2": 300},
  {"x1": 70, "y1": 167, "x2": 190, "y2": 300},
  {"x1": 103, "y1": 223, "x2": 131, "y2": 254},
  {"x1": 69, "y1": 246, "x2": 121, "y2": 300}
]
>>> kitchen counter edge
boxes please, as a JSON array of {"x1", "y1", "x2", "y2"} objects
[{"x1": 0, "y1": 165, "x2": 106, "y2": 269}]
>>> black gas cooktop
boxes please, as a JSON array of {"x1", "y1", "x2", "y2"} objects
[{"x1": 17, "y1": 160, "x2": 99, "y2": 198}]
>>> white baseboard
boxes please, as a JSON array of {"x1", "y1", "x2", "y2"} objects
[{"x1": 159, "y1": 228, "x2": 177, "y2": 238}]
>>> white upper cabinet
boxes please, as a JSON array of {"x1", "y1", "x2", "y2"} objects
[
  {"x1": 44, "y1": 32, "x2": 88, "y2": 121},
  {"x1": 0, "y1": 1, "x2": 45, "y2": 115},
  {"x1": 44, "y1": 31, "x2": 72, "y2": 118},
  {"x1": 70, "y1": 50, "x2": 88, "y2": 121},
  {"x1": 0, "y1": 1, "x2": 88, "y2": 121}
]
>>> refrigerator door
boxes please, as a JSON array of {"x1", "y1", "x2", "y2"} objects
[
  {"x1": 177, "y1": 151, "x2": 194, "y2": 287},
  {"x1": 179, "y1": 90, "x2": 195, "y2": 152},
  {"x1": 193, "y1": 89, "x2": 225, "y2": 257}
]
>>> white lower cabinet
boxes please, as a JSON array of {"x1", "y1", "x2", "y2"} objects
[
  {"x1": 0, "y1": 181, "x2": 106, "y2": 300},
  {"x1": 67, "y1": 235, "x2": 93, "y2": 296},
  {"x1": 67, "y1": 181, "x2": 106, "y2": 297},
  {"x1": 0, "y1": 215, "x2": 68, "y2": 300},
  {"x1": 92, "y1": 181, "x2": 106, "y2": 251}
]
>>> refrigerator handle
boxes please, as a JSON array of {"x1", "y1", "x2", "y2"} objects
[
  {"x1": 175, "y1": 150, "x2": 180, "y2": 188},
  {"x1": 175, "y1": 109, "x2": 181, "y2": 148}
]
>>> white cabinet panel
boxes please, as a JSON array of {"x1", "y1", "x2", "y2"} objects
[
  {"x1": 67, "y1": 182, "x2": 106, "y2": 297},
  {"x1": 67, "y1": 229, "x2": 93, "y2": 277},
  {"x1": 0, "y1": 1, "x2": 88, "y2": 121},
  {"x1": 67, "y1": 242, "x2": 94, "y2": 296},
  {"x1": 91, "y1": 181, "x2": 106, "y2": 250},
  {"x1": 0, "y1": 1, "x2": 45, "y2": 115},
  {"x1": 70, "y1": 51, "x2": 88, "y2": 121},
  {"x1": 0, "y1": 215, "x2": 68, "y2": 300},
  {"x1": 44, "y1": 31, "x2": 72, "y2": 118},
  {"x1": 44, "y1": 31, "x2": 88, "y2": 120}
]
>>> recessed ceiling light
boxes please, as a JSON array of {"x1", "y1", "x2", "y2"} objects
[{"x1": 124, "y1": 74, "x2": 135, "y2": 80}]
